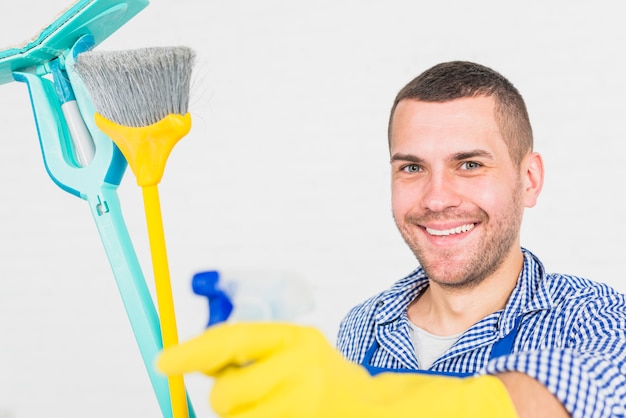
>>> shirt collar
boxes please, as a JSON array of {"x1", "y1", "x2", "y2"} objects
[
  {"x1": 497, "y1": 248, "x2": 553, "y2": 335},
  {"x1": 373, "y1": 248, "x2": 554, "y2": 328}
]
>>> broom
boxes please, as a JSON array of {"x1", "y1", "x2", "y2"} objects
[{"x1": 73, "y1": 46, "x2": 195, "y2": 418}]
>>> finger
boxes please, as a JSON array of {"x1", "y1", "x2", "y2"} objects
[
  {"x1": 209, "y1": 342, "x2": 305, "y2": 415},
  {"x1": 213, "y1": 365, "x2": 310, "y2": 418},
  {"x1": 218, "y1": 387, "x2": 290, "y2": 418},
  {"x1": 156, "y1": 322, "x2": 304, "y2": 376}
]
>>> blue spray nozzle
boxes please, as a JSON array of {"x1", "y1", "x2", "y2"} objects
[
  {"x1": 191, "y1": 269, "x2": 316, "y2": 327},
  {"x1": 192, "y1": 271, "x2": 234, "y2": 326}
]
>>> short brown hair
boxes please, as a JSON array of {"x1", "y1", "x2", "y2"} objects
[{"x1": 388, "y1": 61, "x2": 533, "y2": 166}]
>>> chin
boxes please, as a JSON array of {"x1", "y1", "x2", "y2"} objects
[
  {"x1": 430, "y1": 274, "x2": 486, "y2": 291},
  {"x1": 418, "y1": 255, "x2": 486, "y2": 289}
]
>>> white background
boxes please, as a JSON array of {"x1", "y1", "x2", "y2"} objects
[{"x1": 1, "y1": 1, "x2": 625, "y2": 417}]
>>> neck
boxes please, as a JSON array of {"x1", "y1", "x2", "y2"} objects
[{"x1": 408, "y1": 248, "x2": 524, "y2": 335}]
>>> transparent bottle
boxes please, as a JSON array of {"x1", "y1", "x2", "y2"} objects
[{"x1": 192, "y1": 270, "x2": 315, "y2": 326}]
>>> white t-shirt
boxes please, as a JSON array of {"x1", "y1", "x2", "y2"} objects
[{"x1": 408, "y1": 321, "x2": 463, "y2": 369}]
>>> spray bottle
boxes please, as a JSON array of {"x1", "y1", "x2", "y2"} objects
[{"x1": 192, "y1": 270, "x2": 315, "y2": 326}]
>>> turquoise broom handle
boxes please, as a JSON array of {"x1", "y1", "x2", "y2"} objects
[
  {"x1": 86, "y1": 185, "x2": 174, "y2": 417},
  {"x1": 14, "y1": 67, "x2": 195, "y2": 418}
]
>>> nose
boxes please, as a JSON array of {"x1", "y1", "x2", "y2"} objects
[{"x1": 420, "y1": 170, "x2": 463, "y2": 212}]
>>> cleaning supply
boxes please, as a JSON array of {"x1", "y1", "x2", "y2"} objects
[
  {"x1": 1, "y1": 1, "x2": 196, "y2": 416},
  {"x1": 0, "y1": 0, "x2": 148, "y2": 85},
  {"x1": 0, "y1": 0, "x2": 150, "y2": 173},
  {"x1": 13, "y1": 36, "x2": 174, "y2": 416},
  {"x1": 50, "y1": 58, "x2": 95, "y2": 166},
  {"x1": 73, "y1": 46, "x2": 195, "y2": 418},
  {"x1": 191, "y1": 271, "x2": 233, "y2": 326},
  {"x1": 158, "y1": 322, "x2": 519, "y2": 418},
  {"x1": 192, "y1": 270, "x2": 315, "y2": 326}
]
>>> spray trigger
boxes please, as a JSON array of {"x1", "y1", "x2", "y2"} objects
[{"x1": 192, "y1": 271, "x2": 234, "y2": 326}]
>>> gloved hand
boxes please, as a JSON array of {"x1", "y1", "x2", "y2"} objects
[{"x1": 157, "y1": 322, "x2": 518, "y2": 418}]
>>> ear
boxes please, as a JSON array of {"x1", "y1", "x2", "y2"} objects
[{"x1": 521, "y1": 152, "x2": 544, "y2": 208}]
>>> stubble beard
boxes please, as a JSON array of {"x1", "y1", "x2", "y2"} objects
[{"x1": 396, "y1": 183, "x2": 524, "y2": 290}]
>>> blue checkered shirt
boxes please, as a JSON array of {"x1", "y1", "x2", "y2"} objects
[{"x1": 337, "y1": 248, "x2": 626, "y2": 417}]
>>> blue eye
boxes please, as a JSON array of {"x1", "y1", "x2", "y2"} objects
[
  {"x1": 403, "y1": 164, "x2": 421, "y2": 173},
  {"x1": 461, "y1": 161, "x2": 482, "y2": 170}
]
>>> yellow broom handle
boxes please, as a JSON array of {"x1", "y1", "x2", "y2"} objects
[{"x1": 142, "y1": 184, "x2": 188, "y2": 418}]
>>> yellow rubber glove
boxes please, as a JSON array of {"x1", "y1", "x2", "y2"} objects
[{"x1": 157, "y1": 322, "x2": 518, "y2": 418}]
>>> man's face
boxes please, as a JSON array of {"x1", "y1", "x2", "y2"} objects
[{"x1": 390, "y1": 96, "x2": 526, "y2": 289}]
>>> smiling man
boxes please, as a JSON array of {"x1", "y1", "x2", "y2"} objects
[
  {"x1": 337, "y1": 61, "x2": 626, "y2": 417},
  {"x1": 157, "y1": 62, "x2": 626, "y2": 418}
]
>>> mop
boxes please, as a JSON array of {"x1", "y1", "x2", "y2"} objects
[{"x1": 0, "y1": 1, "x2": 195, "y2": 416}]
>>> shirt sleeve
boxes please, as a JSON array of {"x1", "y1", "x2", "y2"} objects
[{"x1": 482, "y1": 294, "x2": 626, "y2": 418}]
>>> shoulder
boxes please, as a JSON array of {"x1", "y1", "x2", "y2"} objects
[
  {"x1": 336, "y1": 269, "x2": 426, "y2": 359},
  {"x1": 338, "y1": 291, "x2": 379, "y2": 330},
  {"x1": 544, "y1": 272, "x2": 624, "y2": 302},
  {"x1": 523, "y1": 249, "x2": 625, "y2": 307},
  {"x1": 541, "y1": 272, "x2": 626, "y2": 331},
  {"x1": 335, "y1": 291, "x2": 383, "y2": 360}
]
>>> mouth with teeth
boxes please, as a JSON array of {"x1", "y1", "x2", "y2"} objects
[{"x1": 425, "y1": 223, "x2": 476, "y2": 236}]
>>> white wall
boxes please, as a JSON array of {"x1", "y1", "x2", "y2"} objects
[{"x1": 1, "y1": 1, "x2": 625, "y2": 416}]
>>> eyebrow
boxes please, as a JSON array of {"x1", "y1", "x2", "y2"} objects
[
  {"x1": 390, "y1": 153, "x2": 424, "y2": 164},
  {"x1": 390, "y1": 149, "x2": 494, "y2": 164},
  {"x1": 453, "y1": 149, "x2": 494, "y2": 161}
]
